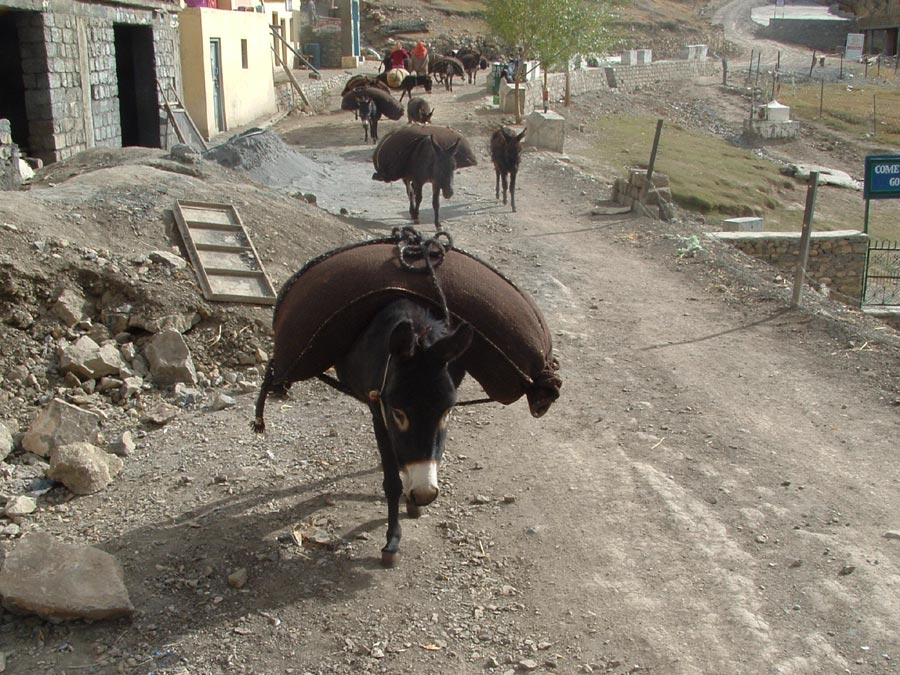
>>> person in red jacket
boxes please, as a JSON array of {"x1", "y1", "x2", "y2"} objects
[{"x1": 388, "y1": 45, "x2": 410, "y2": 71}]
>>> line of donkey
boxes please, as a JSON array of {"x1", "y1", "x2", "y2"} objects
[{"x1": 341, "y1": 76, "x2": 526, "y2": 228}]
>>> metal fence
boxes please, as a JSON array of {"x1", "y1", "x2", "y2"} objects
[{"x1": 864, "y1": 240, "x2": 900, "y2": 306}]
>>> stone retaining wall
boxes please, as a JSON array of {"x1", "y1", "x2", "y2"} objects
[
  {"x1": 501, "y1": 59, "x2": 723, "y2": 112},
  {"x1": 5, "y1": 1, "x2": 181, "y2": 164},
  {"x1": 711, "y1": 230, "x2": 868, "y2": 307},
  {"x1": 274, "y1": 71, "x2": 348, "y2": 112}
]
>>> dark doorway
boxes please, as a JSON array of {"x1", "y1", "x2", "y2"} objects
[
  {"x1": 0, "y1": 11, "x2": 33, "y2": 155},
  {"x1": 114, "y1": 24, "x2": 160, "y2": 148}
]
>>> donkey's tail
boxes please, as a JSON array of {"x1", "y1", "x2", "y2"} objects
[{"x1": 252, "y1": 361, "x2": 276, "y2": 433}]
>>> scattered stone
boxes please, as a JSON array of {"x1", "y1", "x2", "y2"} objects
[
  {"x1": 883, "y1": 531, "x2": 900, "y2": 541},
  {"x1": 0, "y1": 532, "x2": 134, "y2": 621},
  {"x1": 174, "y1": 383, "x2": 204, "y2": 406},
  {"x1": 144, "y1": 330, "x2": 197, "y2": 385},
  {"x1": 228, "y1": 568, "x2": 249, "y2": 589},
  {"x1": 47, "y1": 442, "x2": 124, "y2": 495},
  {"x1": 169, "y1": 144, "x2": 200, "y2": 164},
  {"x1": 503, "y1": 495, "x2": 516, "y2": 504},
  {"x1": 839, "y1": 565, "x2": 856, "y2": 576},
  {"x1": 21, "y1": 398, "x2": 101, "y2": 458},
  {"x1": 59, "y1": 336, "x2": 126, "y2": 380},
  {"x1": 52, "y1": 288, "x2": 89, "y2": 327},
  {"x1": 209, "y1": 392, "x2": 237, "y2": 411},
  {"x1": 148, "y1": 250, "x2": 188, "y2": 269},
  {"x1": 518, "y1": 659, "x2": 539, "y2": 671},
  {"x1": 109, "y1": 431, "x2": 136, "y2": 457},
  {"x1": 129, "y1": 311, "x2": 199, "y2": 335},
  {"x1": 6, "y1": 307, "x2": 34, "y2": 329},
  {"x1": 4, "y1": 495, "x2": 37, "y2": 518},
  {"x1": 0, "y1": 422, "x2": 12, "y2": 461},
  {"x1": 143, "y1": 401, "x2": 179, "y2": 426},
  {"x1": 473, "y1": 494, "x2": 491, "y2": 504},
  {"x1": 119, "y1": 376, "x2": 143, "y2": 401}
]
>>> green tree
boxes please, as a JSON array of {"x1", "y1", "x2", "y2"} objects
[{"x1": 487, "y1": 0, "x2": 615, "y2": 121}]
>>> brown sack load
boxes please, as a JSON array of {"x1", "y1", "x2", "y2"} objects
[
  {"x1": 372, "y1": 125, "x2": 476, "y2": 182},
  {"x1": 255, "y1": 231, "x2": 561, "y2": 429}
]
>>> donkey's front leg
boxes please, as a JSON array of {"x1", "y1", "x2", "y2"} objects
[
  {"x1": 509, "y1": 168, "x2": 517, "y2": 212},
  {"x1": 500, "y1": 171, "x2": 509, "y2": 206},
  {"x1": 372, "y1": 409, "x2": 403, "y2": 567},
  {"x1": 432, "y1": 183, "x2": 441, "y2": 230}
]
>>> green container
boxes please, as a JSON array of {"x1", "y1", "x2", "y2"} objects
[{"x1": 491, "y1": 62, "x2": 502, "y2": 96}]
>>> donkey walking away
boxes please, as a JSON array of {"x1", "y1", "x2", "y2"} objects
[
  {"x1": 406, "y1": 97, "x2": 434, "y2": 124},
  {"x1": 490, "y1": 126, "x2": 526, "y2": 212},
  {"x1": 372, "y1": 125, "x2": 477, "y2": 229}
]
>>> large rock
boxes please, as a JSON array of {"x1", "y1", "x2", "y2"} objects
[
  {"x1": 47, "y1": 442, "x2": 123, "y2": 494},
  {"x1": 144, "y1": 329, "x2": 197, "y2": 385},
  {"x1": 52, "y1": 288, "x2": 90, "y2": 327},
  {"x1": 59, "y1": 336, "x2": 127, "y2": 380},
  {"x1": 129, "y1": 311, "x2": 200, "y2": 334},
  {"x1": 0, "y1": 532, "x2": 134, "y2": 621},
  {"x1": 0, "y1": 421, "x2": 12, "y2": 461},
  {"x1": 21, "y1": 399, "x2": 101, "y2": 458}
]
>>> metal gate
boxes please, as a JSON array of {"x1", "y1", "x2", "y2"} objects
[{"x1": 864, "y1": 240, "x2": 900, "y2": 306}]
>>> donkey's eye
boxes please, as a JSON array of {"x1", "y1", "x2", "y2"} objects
[
  {"x1": 391, "y1": 408, "x2": 410, "y2": 432},
  {"x1": 439, "y1": 409, "x2": 451, "y2": 430}
]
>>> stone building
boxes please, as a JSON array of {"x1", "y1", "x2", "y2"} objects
[{"x1": 0, "y1": 0, "x2": 181, "y2": 166}]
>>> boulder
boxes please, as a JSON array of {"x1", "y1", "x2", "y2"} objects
[
  {"x1": 47, "y1": 442, "x2": 123, "y2": 495},
  {"x1": 52, "y1": 288, "x2": 90, "y2": 327},
  {"x1": 21, "y1": 399, "x2": 101, "y2": 458},
  {"x1": 0, "y1": 532, "x2": 134, "y2": 621},
  {"x1": 144, "y1": 330, "x2": 197, "y2": 385},
  {"x1": 0, "y1": 421, "x2": 12, "y2": 461},
  {"x1": 59, "y1": 336, "x2": 127, "y2": 380}
]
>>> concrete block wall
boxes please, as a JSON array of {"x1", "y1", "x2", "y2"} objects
[
  {"x1": 274, "y1": 71, "x2": 348, "y2": 112},
  {"x1": 8, "y1": 2, "x2": 180, "y2": 164},
  {"x1": 711, "y1": 230, "x2": 868, "y2": 307}
]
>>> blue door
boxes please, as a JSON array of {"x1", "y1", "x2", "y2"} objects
[{"x1": 209, "y1": 38, "x2": 226, "y2": 133}]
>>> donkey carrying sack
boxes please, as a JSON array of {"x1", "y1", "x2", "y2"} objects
[{"x1": 253, "y1": 229, "x2": 561, "y2": 431}]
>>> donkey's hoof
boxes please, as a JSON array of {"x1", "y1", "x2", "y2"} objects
[
  {"x1": 381, "y1": 549, "x2": 400, "y2": 568},
  {"x1": 406, "y1": 501, "x2": 422, "y2": 518}
]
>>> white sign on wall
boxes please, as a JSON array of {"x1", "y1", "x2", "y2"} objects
[{"x1": 846, "y1": 33, "x2": 865, "y2": 60}]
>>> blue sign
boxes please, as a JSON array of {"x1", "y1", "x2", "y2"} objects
[{"x1": 864, "y1": 155, "x2": 900, "y2": 200}]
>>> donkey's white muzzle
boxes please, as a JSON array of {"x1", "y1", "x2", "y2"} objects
[{"x1": 401, "y1": 460, "x2": 439, "y2": 506}]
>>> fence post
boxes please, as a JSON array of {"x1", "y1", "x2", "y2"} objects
[
  {"x1": 819, "y1": 79, "x2": 824, "y2": 118},
  {"x1": 791, "y1": 172, "x2": 820, "y2": 308},
  {"x1": 809, "y1": 50, "x2": 817, "y2": 77}
]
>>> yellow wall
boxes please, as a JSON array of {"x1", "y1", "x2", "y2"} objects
[{"x1": 179, "y1": 8, "x2": 277, "y2": 139}]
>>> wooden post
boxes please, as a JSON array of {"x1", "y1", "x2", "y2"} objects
[
  {"x1": 641, "y1": 118, "x2": 664, "y2": 202},
  {"x1": 748, "y1": 49, "x2": 754, "y2": 81},
  {"x1": 722, "y1": 56, "x2": 728, "y2": 85},
  {"x1": 791, "y1": 171, "x2": 820, "y2": 308},
  {"x1": 272, "y1": 11, "x2": 280, "y2": 58},
  {"x1": 819, "y1": 79, "x2": 824, "y2": 118},
  {"x1": 280, "y1": 19, "x2": 288, "y2": 71},
  {"x1": 809, "y1": 50, "x2": 817, "y2": 77},
  {"x1": 839, "y1": 52, "x2": 843, "y2": 79},
  {"x1": 873, "y1": 94, "x2": 877, "y2": 137}
]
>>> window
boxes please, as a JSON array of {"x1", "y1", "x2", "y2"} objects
[{"x1": 241, "y1": 39, "x2": 248, "y2": 69}]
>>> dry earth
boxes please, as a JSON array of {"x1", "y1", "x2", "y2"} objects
[{"x1": 2, "y1": 2, "x2": 900, "y2": 675}]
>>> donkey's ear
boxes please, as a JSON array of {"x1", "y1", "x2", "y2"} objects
[
  {"x1": 389, "y1": 320, "x2": 417, "y2": 359},
  {"x1": 516, "y1": 128, "x2": 527, "y2": 142},
  {"x1": 429, "y1": 322, "x2": 473, "y2": 363},
  {"x1": 425, "y1": 109, "x2": 434, "y2": 122},
  {"x1": 447, "y1": 138, "x2": 461, "y2": 155}
]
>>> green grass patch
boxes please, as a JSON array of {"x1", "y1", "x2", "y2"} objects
[
  {"x1": 595, "y1": 115, "x2": 797, "y2": 220},
  {"x1": 779, "y1": 81, "x2": 900, "y2": 147}
]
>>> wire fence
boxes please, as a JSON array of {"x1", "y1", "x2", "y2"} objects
[{"x1": 737, "y1": 51, "x2": 900, "y2": 143}]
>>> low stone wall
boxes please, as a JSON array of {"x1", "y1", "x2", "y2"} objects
[
  {"x1": 710, "y1": 230, "x2": 868, "y2": 307},
  {"x1": 274, "y1": 71, "x2": 348, "y2": 112},
  {"x1": 502, "y1": 59, "x2": 723, "y2": 112}
]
